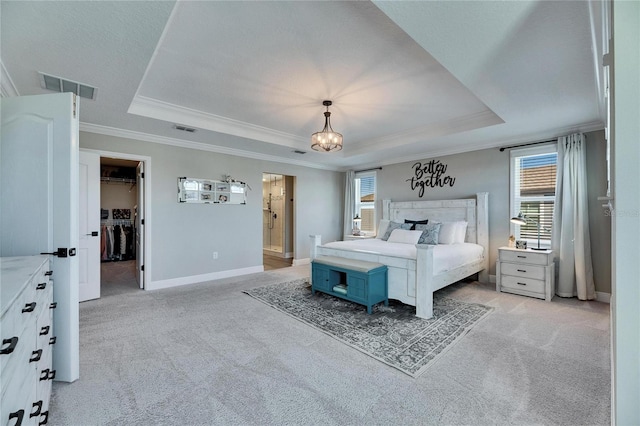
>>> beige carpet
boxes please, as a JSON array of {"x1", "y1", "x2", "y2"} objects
[{"x1": 50, "y1": 265, "x2": 611, "y2": 425}]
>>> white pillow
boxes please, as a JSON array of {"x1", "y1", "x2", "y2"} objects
[
  {"x1": 387, "y1": 229, "x2": 423, "y2": 244},
  {"x1": 437, "y1": 222, "x2": 457, "y2": 244},
  {"x1": 438, "y1": 221, "x2": 469, "y2": 244},
  {"x1": 376, "y1": 219, "x2": 390, "y2": 239},
  {"x1": 455, "y1": 221, "x2": 468, "y2": 243}
]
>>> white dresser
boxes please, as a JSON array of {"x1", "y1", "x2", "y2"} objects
[
  {"x1": 1, "y1": 256, "x2": 56, "y2": 426},
  {"x1": 496, "y1": 247, "x2": 555, "y2": 301}
]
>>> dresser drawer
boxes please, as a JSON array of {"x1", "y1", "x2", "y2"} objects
[
  {"x1": 501, "y1": 275, "x2": 545, "y2": 295},
  {"x1": 500, "y1": 250, "x2": 550, "y2": 266},
  {"x1": 500, "y1": 263, "x2": 545, "y2": 280}
]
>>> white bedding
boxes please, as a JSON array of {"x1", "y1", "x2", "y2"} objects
[{"x1": 322, "y1": 240, "x2": 484, "y2": 275}]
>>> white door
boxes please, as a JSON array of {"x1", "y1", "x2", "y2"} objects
[
  {"x1": 136, "y1": 161, "x2": 144, "y2": 288},
  {"x1": 78, "y1": 151, "x2": 100, "y2": 301},
  {"x1": 0, "y1": 93, "x2": 80, "y2": 382}
]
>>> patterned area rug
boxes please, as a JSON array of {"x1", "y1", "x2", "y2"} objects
[{"x1": 244, "y1": 279, "x2": 493, "y2": 378}]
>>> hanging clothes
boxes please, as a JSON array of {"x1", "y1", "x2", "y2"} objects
[{"x1": 101, "y1": 224, "x2": 107, "y2": 260}]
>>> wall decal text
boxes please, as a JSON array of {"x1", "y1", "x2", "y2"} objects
[{"x1": 406, "y1": 160, "x2": 456, "y2": 197}]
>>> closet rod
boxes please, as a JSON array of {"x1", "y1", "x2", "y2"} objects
[
  {"x1": 498, "y1": 139, "x2": 557, "y2": 152},
  {"x1": 355, "y1": 167, "x2": 382, "y2": 173}
]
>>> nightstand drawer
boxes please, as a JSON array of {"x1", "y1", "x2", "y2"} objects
[
  {"x1": 501, "y1": 275, "x2": 545, "y2": 294},
  {"x1": 500, "y1": 250, "x2": 550, "y2": 266},
  {"x1": 500, "y1": 263, "x2": 545, "y2": 280}
]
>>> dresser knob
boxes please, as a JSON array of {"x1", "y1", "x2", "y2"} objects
[
  {"x1": 40, "y1": 326, "x2": 50, "y2": 336},
  {"x1": 0, "y1": 337, "x2": 19, "y2": 355},
  {"x1": 36, "y1": 282, "x2": 47, "y2": 290},
  {"x1": 29, "y1": 349, "x2": 43, "y2": 363},
  {"x1": 45, "y1": 270, "x2": 53, "y2": 276},
  {"x1": 30, "y1": 401, "x2": 43, "y2": 417},
  {"x1": 9, "y1": 409, "x2": 24, "y2": 425},
  {"x1": 49, "y1": 302, "x2": 57, "y2": 309},
  {"x1": 49, "y1": 337, "x2": 57, "y2": 345},
  {"x1": 517, "y1": 269, "x2": 527, "y2": 273},
  {"x1": 39, "y1": 369, "x2": 56, "y2": 381},
  {"x1": 517, "y1": 282, "x2": 527, "y2": 286},
  {"x1": 22, "y1": 302, "x2": 36, "y2": 313},
  {"x1": 39, "y1": 411, "x2": 49, "y2": 425}
]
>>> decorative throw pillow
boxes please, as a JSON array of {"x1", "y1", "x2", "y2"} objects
[
  {"x1": 381, "y1": 221, "x2": 412, "y2": 241},
  {"x1": 387, "y1": 229, "x2": 423, "y2": 244},
  {"x1": 404, "y1": 219, "x2": 429, "y2": 230},
  {"x1": 415, "y1": 223, "x2": 441, "y2": 245},
  {"x1": 376, "y1": 219, "x2": 390, "y2": 239}
]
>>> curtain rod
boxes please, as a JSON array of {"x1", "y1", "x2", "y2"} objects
[
  {"x1": 355, "y1": 167, "x2": 382, "y2": 173},
  {"x1": 498, "y1": 139, "x2": 557, "y2": 152}
]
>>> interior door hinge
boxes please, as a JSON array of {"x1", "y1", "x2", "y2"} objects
[
  {"x1": 73, "y1": 94, "x2": 77, "y2": 118},
  {"x1": 141, "y1": 219, "x2": 144, "y2": 225},
  {"x1": 141, "y1": 265, "x2": 144, "y2": 271},
  {"x1": 141, "y1": 173, "x2": 144, "y2": 178}
]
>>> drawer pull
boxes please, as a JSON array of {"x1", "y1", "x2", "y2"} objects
[
  {"x1": 30, "y1": 349, "x2": 43, "y2": 363},
  {"x1": 40, "y1": 326, "x2": 50, "y2": 336},
  {"x1": 517, "y1": 255, "x2": 526, "y2": 258},
  {"x1": 517, "y1": 269, "x2": 527, "y2": 273},
  {"x1": 49, "y1": 302, "x2": 57, "y2": 309},
  {"x1": 22, "y1": 302, "x2": 36, "y2": 313},
  {"x1": 30, "y1": 401, "x2": 43, "y2": 417},
  {"x1": 45, "y1": 270, "x2": 53, "y2": 276},
  {"x1": 39, "y1": 369, "x2": 56, "y2": 381},
  {"x1": 39, "y1": 411, "x2": 49, "y2": 425},
  {"x1": 49, "y1": 337, "x2": 57, "y2": 345},
  {"x1": 9, "y1": 409, "x2": 24, "y2": 425},
  {"x1": 36, "y1": 282, "x2": 47, "y2": 290},
  {"x1": 1, "y1": 337, "x2": 19, "y2": 355},
  {"x1": 517, "y1": 282, "x2": 527, "y2": 286}
]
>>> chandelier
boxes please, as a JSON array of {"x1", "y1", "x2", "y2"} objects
[{"x1": 311, "y1": 100, "x2": 343, "y2": 152}]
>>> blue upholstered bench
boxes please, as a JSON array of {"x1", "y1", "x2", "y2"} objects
[{"x1": 311, "y1": 255, "x2": 388, "y2": 314}]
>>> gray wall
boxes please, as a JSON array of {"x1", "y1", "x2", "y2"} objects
[
  {"x1": 375, "y1": 130, "x2": 611, "y2": 294},
  {"x1": 80, "y1": 132, "x2": 343, "y2": 284}
]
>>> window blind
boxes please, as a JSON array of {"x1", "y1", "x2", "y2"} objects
[{"x1": 513, "y1": 152, "x2": 557, "y2": 244}]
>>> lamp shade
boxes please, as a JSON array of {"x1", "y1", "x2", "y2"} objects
[{"x1": 510, "y1": 212, "x2": 527, "y2": 226}]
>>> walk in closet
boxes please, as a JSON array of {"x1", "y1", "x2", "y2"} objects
[{"x1": 101, "y1": 160, "x2": 138, "y2": 262}]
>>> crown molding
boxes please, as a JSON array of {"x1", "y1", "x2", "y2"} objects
[
  {"x1": 79, "y1": 122, "x2": 340, "y2": 171},
  {"x1": 0, "y1": 60, "x2": 19, "y2": 98},
  {"x1": 346, "y1": 109, "x2": 503, "y2": 156},
  {"x1": 354, "y1": 120, "x2": 605, "y2": 170},
  {"x1": 128, "y1": 95, "x2": 307, "y2": 148}
]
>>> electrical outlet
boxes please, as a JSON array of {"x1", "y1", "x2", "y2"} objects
[{"x1": 213, "y1": 251, "x2": 218, "y2": 260}]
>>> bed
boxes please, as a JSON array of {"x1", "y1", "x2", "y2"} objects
[{"x1": 310, "y1": 192, "x2": 489, "y2": 319}]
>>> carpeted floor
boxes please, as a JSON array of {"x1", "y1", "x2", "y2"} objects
[
  {"x1": 244, "y1": 279, "x2": 493, "y2": 377},
  {"x1": 49, "y1": 264, "x2": 611, "y2": 425}
]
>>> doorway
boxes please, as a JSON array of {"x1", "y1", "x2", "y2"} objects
[
  {"x1": 262, "y1": 173, "x2": 294, "y2": 270},
  {"x1": 99, "y1": 157, "x2": 144, "y2": 297}
]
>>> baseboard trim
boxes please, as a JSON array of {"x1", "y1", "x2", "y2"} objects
[
  {"x1": 595, "y1": 291, "x2": 611, "y2": 304},
  {"x1": 148, "y1": 266, "x2": 264, "y2": 291},
  {"x1": 293, "y1": 258, "x2": 310, "y2": 266}
]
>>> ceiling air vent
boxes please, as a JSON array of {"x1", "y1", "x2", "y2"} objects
[
  {"x1": 174, "y1": 125, "x2": 197, "y2": 133},
  {"x1": 39, "y1": 72, "x2": 97, "y2": 100}
]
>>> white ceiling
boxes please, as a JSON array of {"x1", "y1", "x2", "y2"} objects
[{"x1": 1, "y1": 1, "x2": 606, "y2": 171}]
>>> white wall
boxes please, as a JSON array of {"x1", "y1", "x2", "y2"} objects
[
  {"x1": 611, "y1": 1, "x2": 640, "y2": 423},
  {"x1": 80, "y1": 132, "x2": 343, "y2": 286}
]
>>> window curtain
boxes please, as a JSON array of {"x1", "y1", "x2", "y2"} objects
[
  {"x1": 552, "y1": 133, "x2": 596, "y2": 299},
  {"x1": 343, "y1": 170, "x2": 355, "y2": 237}
]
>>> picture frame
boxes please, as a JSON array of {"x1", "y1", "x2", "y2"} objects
[{"x1": 515, "y1": 240, "x2": 527, "y2": 249}]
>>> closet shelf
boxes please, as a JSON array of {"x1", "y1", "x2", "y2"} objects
[{"x1": 101, "y1": 177, "x2": 136, "y2": 185}]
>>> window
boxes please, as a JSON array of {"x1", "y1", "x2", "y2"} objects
[
  {"x1": 510, "y1": 145, "x2": 558, "y2": 248},
  {"x1": 354, "y1": 171, "x2": 376, "y2": 235}
]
